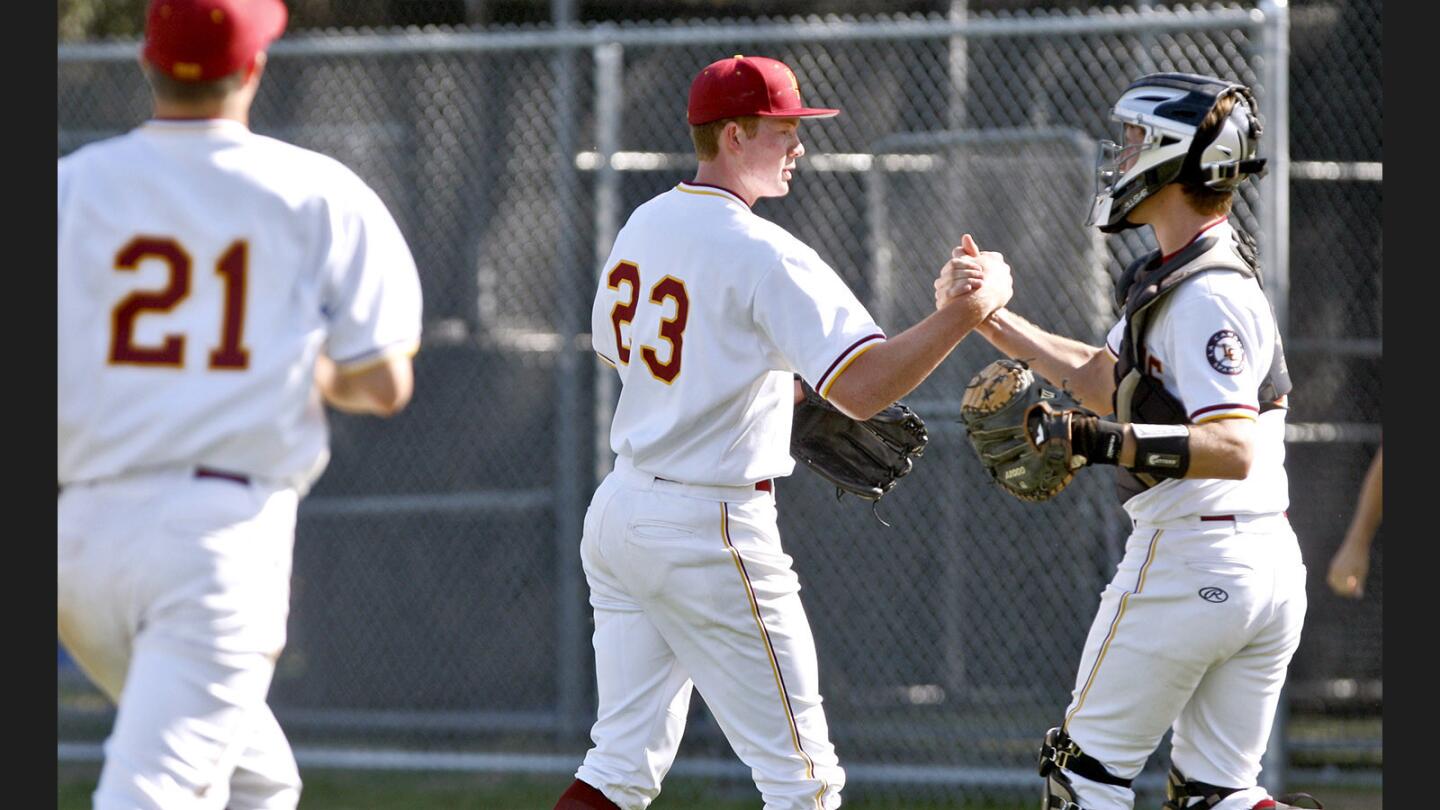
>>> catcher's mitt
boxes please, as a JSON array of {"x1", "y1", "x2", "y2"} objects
[
  {"x1": 791, "y1": 377, "x2": 928, "y2": 506},
  {"x1": 960, "y1": 358, "x2": 1090, "y2": 502}
]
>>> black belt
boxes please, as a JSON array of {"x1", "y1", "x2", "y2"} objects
[{"x1": 195, "y1": 466, "x2": 251, "y2": 486}]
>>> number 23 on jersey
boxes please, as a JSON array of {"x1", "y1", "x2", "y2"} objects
[{"x1": 606, "y1": 260, "x2": 690, "y2": 384}]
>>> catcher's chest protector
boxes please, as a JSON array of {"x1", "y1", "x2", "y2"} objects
[{"x1": 1111, "y1": 228, "x2": 1292, "y2": 502}]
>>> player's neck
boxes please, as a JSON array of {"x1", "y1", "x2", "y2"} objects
[
  {"x1": 691, "y1": 164, "x2": 755, "y2": 207},
  {"x1": 151, "y1": 99, "x2": 250, "y2": 127},
  {"x1": 1147, "y1": 196, "x2": 1227, "y2": 259}
]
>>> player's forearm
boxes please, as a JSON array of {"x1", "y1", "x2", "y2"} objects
[
  {"x1": 1341, "y1": 504, "x2": 1382, "y2": 552},
  {"x1": 1341, "y1": 449, "x2": 1383, "y2": 549},
  {"x1": 316, "y1": 354, "x2": 415, "y2": 417},
  {"x1": 826, "y1": 297, "x2": 991, "y2": 420},
  {"x1": 1117, "y1": 417, "x2": 1254, "y2": 479},
  {"x1": 977, "y1": 308, "x2": 1115, "y2": 410}
]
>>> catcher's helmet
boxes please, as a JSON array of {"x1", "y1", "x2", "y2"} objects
[{"x1": 1086, "y1": 72, "x2": 1267, "y2": 233}]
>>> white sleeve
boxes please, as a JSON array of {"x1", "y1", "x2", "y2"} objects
[
  {"x1": 1105, "y1": 319, "x2": 1125, "y2": 358},
  {"x1": 1155, "y1": 292, "x2": 1272, "y2": 423},
  {"x1": 753, "y1": 248, "x2": 885, "y2": 397},
  {"x1": 590, "y1": 255, "x2": 625, "y2": 370},
  {"x1": 321, "y1": 179, "x2": 423, "y2": 369}
]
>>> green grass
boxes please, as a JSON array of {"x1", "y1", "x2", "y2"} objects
[
  {"x1": 57, "y1": 762, "x2": 1383, "y2": 809},
  {"x1": 57, "y1": 764, "x2": 1013, "y2": 809}
]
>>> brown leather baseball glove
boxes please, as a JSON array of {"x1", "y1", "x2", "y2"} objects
[{"x1": 960, "y1": 358, "x2": 1090, "y2": 502}]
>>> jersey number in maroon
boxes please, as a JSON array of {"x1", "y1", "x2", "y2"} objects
[
  {"x1": 110, "y1": 237, "x2": 250, "y2": 370},
  {"x1": 606, "y1": 262, "x2": 690, "y2": 384}
]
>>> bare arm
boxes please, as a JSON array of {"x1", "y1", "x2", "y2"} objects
[
  {"x1": 826, "y1": 235, "x2": 1011, "y2": 420},
  {"x1": 1327, "y1": 446, "x2": 1383, "y2": 598},
  {"x1": 975, "y1": 307, "x2": 1117, "y2": 413},
  {"x1": 826, "y1": 297, "x2": 1002, "y2": 419},
  {"x1": 316, "y1": 352, "x2": 415, "y2": 417}
]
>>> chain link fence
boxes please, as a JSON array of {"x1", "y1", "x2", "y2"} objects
[{"x1": 59, "y1": 1, "x2": 1381, "y2": 803}]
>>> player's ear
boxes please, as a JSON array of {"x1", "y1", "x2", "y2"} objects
[
  {"x1": 722, "y1": 120, "x2": 745, "y2": 154},
  {"x1": 136, "y1": 54, "x2": 155, "y2": 84},
  {"x1": 245, "y1": 51, "x2": 268, "y2": 85}
]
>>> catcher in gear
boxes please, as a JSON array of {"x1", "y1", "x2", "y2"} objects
[{"x1": 957, "y1": 73, "x2": 1314, "y2": 810}]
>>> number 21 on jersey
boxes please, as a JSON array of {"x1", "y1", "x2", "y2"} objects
[
  {"x1": 109, "y1": 236, "x2": 250, "y2": 371},
  {"x1": 606, "y1": 260, "x2": 689, "y2": 384}
]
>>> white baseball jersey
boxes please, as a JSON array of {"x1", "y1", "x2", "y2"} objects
[
  {"x1": 1103, "y1": 220, "x2": 1289, "y2": 522},
  {"x1": 592, "y1": 181, "x2": 884, "y2": 486},
  {"x1": 57, "y1": 118, "x2": 422, "y2": 493}
]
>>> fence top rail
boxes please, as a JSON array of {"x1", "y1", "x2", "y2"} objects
[
  {"x1": 870, "y1": 126, "x2": 1096, "y2": 156},
  {"x1": 59, "y1": 5, "x2": 1266, "y2": 61}
]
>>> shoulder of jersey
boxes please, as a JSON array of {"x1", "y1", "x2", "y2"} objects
[
  {"x1": 1166, "y1": 227, "x2": 1265, "y2": 298},
  {"x1": 241, "y1": 132, "x2": 379, "y2": 196},
  {"x1": 61, "y1": 127, "x2": 374, "y2": 199},
  {"x1": 1171, "y1": 259, "x2": 1268, "y2": 307},
  {"x1": 58, "y1": 129, "x2": 134, "y2": 169},
  {"x1": 669, "y1": 187, "x2": 815, "y2": 258}
]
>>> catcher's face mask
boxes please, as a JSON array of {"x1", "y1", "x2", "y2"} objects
[
  {"x1": 1092, "y1": 123, "x2": 1148, "y2": 198},
  {"x1": 1086, "y1": 72, "x2": 1266, "y2": 234}
]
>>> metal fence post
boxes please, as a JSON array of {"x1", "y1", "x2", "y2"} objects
[
  {"x1": 552, "y1": 1, "x2": 586, "y2": 736},
  {"x1": 593, "y1": 38, "x2": 623, "y2": 487},
  {"x1": 1259, "y1": 0, "x2": 1291, "y2": 336},
  {"x1": 948, "y1": 0, "x2": 969, "y2": 132},
  {"x1": 1258, "y1": 0, "x2": 1291, "y2": 795},
  {"x1": 1262, "y1": 683, "x2": 1291, "y2": 796}
]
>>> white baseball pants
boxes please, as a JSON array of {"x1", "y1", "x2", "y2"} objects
[
  {"x1": 575, "y1": 458, "x2": 844, "y2": 810},
  {"x1": 58, "y1": 467, "x2": 302, "y2": 810},
  {"x1": 1059, "y1": 513, "x2": 1307, "y2": 810}
]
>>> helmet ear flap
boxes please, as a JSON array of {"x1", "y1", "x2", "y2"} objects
[{"x1": 1181, "y1": 85, "x2": 1266, "y2": 191}]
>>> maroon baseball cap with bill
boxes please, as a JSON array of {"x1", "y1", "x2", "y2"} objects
[
  {"x1": 687, "y1": 55, "x2": 841, "y2": 126},
  {"x1": 143, "y1": 0, "x2": 288, "y2": 82}
]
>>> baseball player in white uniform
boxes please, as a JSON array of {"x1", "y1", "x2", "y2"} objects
[
  {"x1": 965, "y1": 74, "x2": 1315, "y2": 809},
  {"x1": 57, "y1": 1, "x2": 422, "y2": 807},
  {"x1": 551, "y1": 55, "x2": 1012, "y2": 810}
]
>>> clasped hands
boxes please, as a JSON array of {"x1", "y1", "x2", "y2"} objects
[{"x1": 934, "y1": 233, "x2": 1012, "y2": 317}]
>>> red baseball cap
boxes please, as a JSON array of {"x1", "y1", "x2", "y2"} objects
[
  {"x1": 687, "y1": 55, "x2": 841, "y2": 126},
  {"x1": 143, "y1": 0, "x2": 288, "y2": 82}
]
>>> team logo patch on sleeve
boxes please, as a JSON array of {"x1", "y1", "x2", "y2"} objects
[{"x1": 1206, "y1": 330, "x2": 1246, "y2": 375}]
